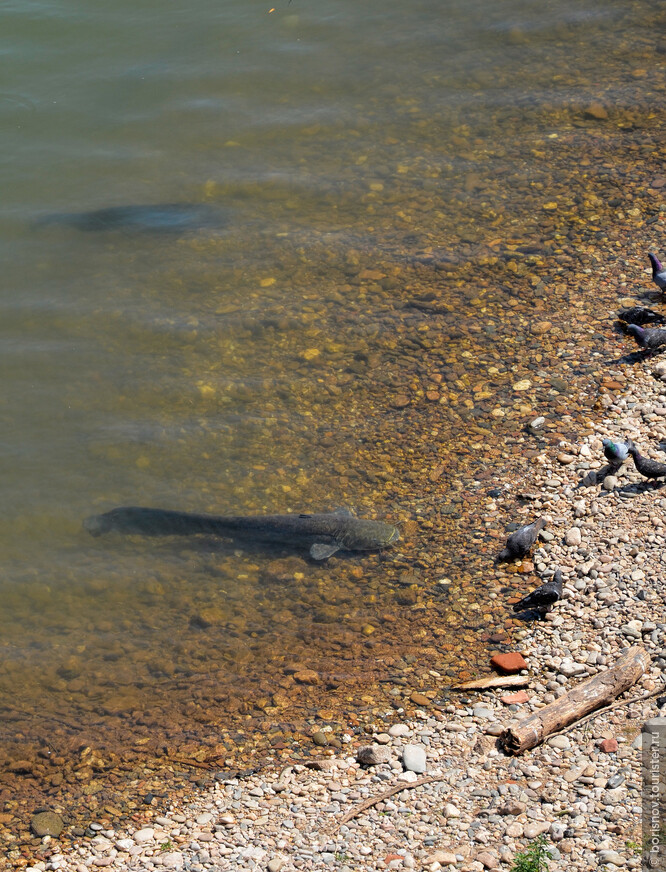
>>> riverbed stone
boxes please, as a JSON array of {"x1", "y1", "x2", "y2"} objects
[{"x1": 30, "y1": 811, "x2": 64, "y2": 837}]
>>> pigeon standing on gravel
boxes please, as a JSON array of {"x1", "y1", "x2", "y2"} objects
[
  {"x1": 628, "y1": 443, "x2": 666, "y2": 480},
  {"x1": 649, "y1": 253, "x2": 666, "y2": 293},
  {"x1": 496, "y1": 517, "x2": 546, "y2": 562},
  {"x1": 625, "y1": 324, "x2": 666, "y2": 350},
  {"x1": 512, "y1": 569, "x2": 564, "y2": 615},
  {"x1": 602, "y1": 437, "x2": 634, "y2": 472}
]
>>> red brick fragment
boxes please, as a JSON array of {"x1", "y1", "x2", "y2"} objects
[
  {"x1": 599, "y1": 738, "x2": 619, "y2": 753},
  {"x1": 490, "y1": 652, "x2": 528, "y2": 673},
  {"x1": 501, "y1": 690, "x2": 529, "y2": 705}
]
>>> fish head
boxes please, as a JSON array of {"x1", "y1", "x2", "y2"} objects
[{"x1": 386, "y1": 525, "x2": 401, "y2": 545}]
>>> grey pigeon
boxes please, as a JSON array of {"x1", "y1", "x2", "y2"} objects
[
  {"x1": 512, "y1": 569, "x2": 563, "y2": 614},
  {"x1": 628, "y1": 444, "x2": 666, "y2": 480},
  {"x1": 496, "y1": 517, "x2": 546, "y2": 562},
  {"x1": 625, "y1": 324, "x2": 666, "y2": 350},
  {"x1": 649, "y1": 253, "x2": 666, "y2": 292},
  {"x1": 618, "y1": 306, "x2": 666, "y2": 326},
  {"x1": 602, "y1": 437, "x2": 633, "y2": 471}
]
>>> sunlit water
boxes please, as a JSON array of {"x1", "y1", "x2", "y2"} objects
[{"x1": 0, "y1": 0, "x2": 664, "y2": 770}]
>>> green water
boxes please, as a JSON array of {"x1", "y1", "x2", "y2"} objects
[{"x1": 0, "y1": 0, "x2": 664, "y2": 765}]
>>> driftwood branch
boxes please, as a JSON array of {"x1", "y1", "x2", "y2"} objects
[
  {"x1": 547, "y1": 684, "x2": 664, "y2": 740},
  {"x1": 337, "y1": 774, "x2": 448, "y2": 827},
  {"x1": 454, "y1": 674, "x2": 528, "y2": 691},
  {"x1": 500, "y1": 645, "x2": 650, "y2": 754}
]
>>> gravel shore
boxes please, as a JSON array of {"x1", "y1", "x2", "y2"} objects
[{"x1": 17, "y1": 326, "x2": 666, "y2": 871}]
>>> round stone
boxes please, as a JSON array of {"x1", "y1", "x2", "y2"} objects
[{"x1": 30, "y1": 811, "x2": 64, "y2": 837}]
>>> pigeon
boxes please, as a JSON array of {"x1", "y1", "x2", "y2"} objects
[
  {"x1": 602, "y1": 437, "x2": 634, "y2": 471},
  {"x1": 496, "y1": 517, "x2": 546, "y2": 562},
  {"x1": 649, "y1": 253, "x2": 666, "y2": 293},
  {"x1": 628, "y1": 443, "x2": 666, "y2": 480},
  {"x1": 618, "y1": 306, "x2": 666, "y2": 326},
  {"x1": 625, "y1": 324, "x2": 666, "y2": 350},
  {"x1": 512, "y1": 569, "x2": 564, "y2": 614}
]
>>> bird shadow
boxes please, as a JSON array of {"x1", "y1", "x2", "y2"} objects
[
  {"x1": 575, "y1": 463, "x2": 618, "y2": 489},
  {"x1": 603, "y1": 348, "x2": 661, "y2": 366},
  {"x1": 512, "y1": 607, "x2": 549, "y2": 622},
  {"x1": 597, "y1": 479, "x2": 666, "y2": 498}
]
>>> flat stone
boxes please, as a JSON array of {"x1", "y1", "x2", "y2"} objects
[
  {"x1": 133, "y1": 828, "x2": 155, "y2": 844},
  {"x1": 267, "y1": 859, "x2": 285, "y2": 872},
  {"x1": 472, "y1": 706, "x2": 495, "y2": 720},
  {"x1": 388, "y1": 724, "x2": 411, "y2": 737},
  {"x1": 161, "y1": 853, "x2": 184, "y2": 870},
  {"x1": 410, "y1": 691, "x2": 431, "y2": 706},
  {"x1": 547, "y1": 735, "x2": 571, "y2": 750},
  {"x1": 428, "y1": 851, "x2": 457, "y2": 866},
  {"x1": 476, "y1": 851, "x2": 499, "y2": 869},
  {"x1": 402, "y1": 744, "x2": 427, "y2": 774},
  {"x1": 501, "y1": 691, "x2": 529, "y2": 705},
  {"x1": 597, "y1": 850, "x2": 626, "y2": 865},
  {"x1": 621, "y1": 620, "x2": 642, "y2": 638},
  {"x1": 357, "y1": 744, "x2": 392, "y2": 766},
  {"x1": 293, "y1": 669, "x2": 319, "y2": 685},
  {"x1": 31, "y1": 811, "x2": 64, "y2": 837},
  {"x1": 559, "y1": 659, "x2": 587, "y2": 677},
  {"x1": 524, "y1": 821, "x2": 550, "y2": 839},
  {"x1": 498, "y1": 800, "x2": 526, "y2": 816},
  {"x1": 490, "y1": 652, "x2": 527, "y2": 673}
]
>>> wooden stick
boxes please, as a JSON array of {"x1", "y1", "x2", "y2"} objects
[
  {"x1": 454, "y1": 674, "x2": 529, "y2": 691},
  {"x1": 500, "y1": 645, "x2": 650, "y2": 755},
  {"x1": 337, "y1": 774, "x2": 448, "y2": 827}
]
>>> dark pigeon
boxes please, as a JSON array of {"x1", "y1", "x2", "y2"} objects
[
  {"x1": 602, "y1": 437, "x2": 633, "y2": 471},
  {"x1": 625, "y1": 324, "x2": 666, "y2": 350},
  {"x1": 628, "y1": 444, "x2": 666, "y2": 480},
  {"x1": 35, "y1": 203, "x2": 229, "y2": 234},
  {"x1": 649, "y1": 253, "x2": 666, "y2": 292},
  {"x1": 496, "y1": 517, "x2": 546, "y2": 562},
  {"x1": 618, "y1": 306, "x2": 666, "y2": 327},
  {"x1": 512, "y1": 569, "x2": 564, "y2": 614}
]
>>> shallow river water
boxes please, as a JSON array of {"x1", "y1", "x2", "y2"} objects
[{"x1": 0, "y1": 0, "x2": 665, "y2": 826}]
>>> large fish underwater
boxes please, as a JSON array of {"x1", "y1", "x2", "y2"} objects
[
  {"x1": 84, "y1": 506, "x2": 400, "y2": 561},
  {"x1": 35, "y1": 203, "x2": 229, "y2": 234}
]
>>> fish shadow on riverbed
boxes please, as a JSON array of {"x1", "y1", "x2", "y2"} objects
[
  {"x1": 85, "y1": 530, "x2": 401, "y2": 566},
  {"x1": 33, "y1": 203, "x2": 231, "y2": 236}
]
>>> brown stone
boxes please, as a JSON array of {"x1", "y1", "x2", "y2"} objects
[
  {"x1": 293, "y1": 669, "x2": 319, "y2": 686},
  {"x1": 490, "y1": 652, "x2": 528, "y2": 673},
  {"x1": 410, "y1": 691, "x2": 431, "y2": 707},
  {"x1": 599, "y1": 737, "x2": 619, "y2": 753},
  {"x1": 501, "y1": 690, "x2": 529, "y2": 705},
  {"x1": 584, "y1": 102, "x2": 608, "y2": 120}
]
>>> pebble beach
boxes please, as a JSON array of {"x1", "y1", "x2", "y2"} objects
[{"x1": 11, "y1": 305, "x2": 666, "y2": 870}]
